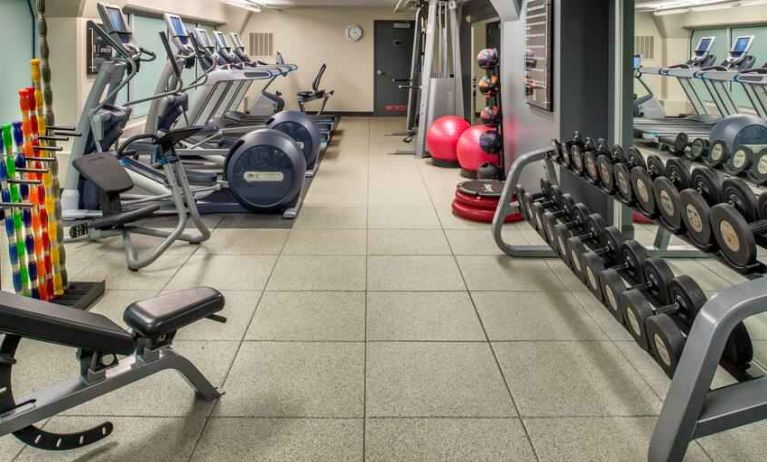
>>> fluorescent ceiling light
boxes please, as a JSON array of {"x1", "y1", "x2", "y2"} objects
[
  {"x1": 691, "y1": 2, "x2": 734, "y2": 9},
  {"x1": 654, "y1": 6, "x2": 691, "y2": 14},
  {"x1": 222, "y1": 0, "x2": 263, "y2": 12}
]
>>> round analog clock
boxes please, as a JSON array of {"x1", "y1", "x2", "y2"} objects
[{"x1": 345, "y1": 24, "x2": 363, "y2": 42}]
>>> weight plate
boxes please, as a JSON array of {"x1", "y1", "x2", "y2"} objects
[
  {"x1": 654, "y1": 177, "x2": 684, "y2": 233},
  {"x1": 665, "y1": 158, "x2": 691, "y2": 190},
  {"x1": 643, "y1": 257, "x2": 674, "y2": 305},
  {"x1": 647, "y1": 155, "x2": 666, "y2": 178},
  {"x1": 597, "y1": 155, "x2": 615, "y2": 193},
  {"x1": 602, "y1": 226, "x2": 624, "y2": 266},
  {"x1": 631, "y1": 167, "x2": 657, "y2": 217},
  {"x1": 619, "y1": 289, "x2": 653, "y2": 350},
  {"x1": 723, "y1": 322, "x2": 754, "y2": 368},
  {"x1": 674, "y1": 132, "x2": 689, "y2": 155},
  {"x1": 454, "y1": 191, "x2": 499, "y2": 211},
  {"x1": 760, "y1": 194, "x2": 767, "y2": 221},
  {"x1": 561, "y1": 141, "x2": 572, "y2": 168},
  {"x1": 584, "y1": 152, "x2": 600, "y2": 184},
  {"x1": 646, "y1": 313, "x2": 686, "y2": 378},
  {"x1": 540, "y1": 179, "x2": 552, "y2": 198},
  {"x1": 587, "y1": 214, "x2": 608, "y2": 248},
  {"x1": 550, "y1": 139, "x2": 562, "y2": 162},
  {"x1": 725, "y1": 146, "x2": 753, "y2": 176},
  {"x1": 568, "y1": 239, "x2": 588, "y2": 280},
  {"x1": 615, "y1": 164, "x2": 634, "y2": 203},
  {"x1": 532, "y1": 202, "x2": 548, "y2": 237},
  {"x1": 722, "y1": 178, "x2": 759, "y2": 222},
  {"x1": 690, "y1": 167, "x2": 722, "y2": 204},
  {"x1": 626, "y1": 146, "x2": 647, "y2": 169},
  {"x1": 690, "y1": 138, "x2": 709, "y2": 160},
  {"x1": 581, "y1": 251, "x2": 606, "y2": 300},
  {"x1": 522, "y1": 192, "x2": 536, "y2": 225},
  {"x1": 679, "y1": 189, "x2": 716, "y2": 250},
  {"x1": 571, "y1": 145, "x2": 585, "y2": 175},
  {"x1": 621, "y1": 240, "x2": 648, "y2": 283},
  {"x1": 747, "y1": 148, "x2": 767, "y2": 185},
  {"x1": 543, "y1": 212, "x2": 560, "y2": 245},
  {"x1": 667, "y1": 275, "x2": 706, "y2": 325},
  {"x1": 600, "y1": 269, "x2": 627, "y2": 322},
  {"x1": 710, "y1": 204, "x2": 758, "y2": 269},
  {"x1": 612, "y1": 145, "x2": 626, "y2": 163},
  {"x1": 554, "y1": 224, "x2": 574, "y2": 266},
  {"x1": 560, "y1": 193, "x2": 576, "y2": 216},
  {"x1": 704, "y1": 140, "x2": 728, "y2": 168},
  {"x1": 572, "y1": 203, "x2": 591, "y2": 229}
]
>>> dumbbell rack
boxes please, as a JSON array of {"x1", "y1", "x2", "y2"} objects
[{"x1": 493, "y1": 144, "x2": 767, "y2": 462}]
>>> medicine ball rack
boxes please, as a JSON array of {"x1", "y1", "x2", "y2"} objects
[{"x1": 492, "y1": 138, "x2": 767, "y2": 462}]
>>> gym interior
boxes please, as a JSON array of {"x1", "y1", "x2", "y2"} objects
[{"x1": 0, "y1": 0, "x2": 765, "y2": 460}]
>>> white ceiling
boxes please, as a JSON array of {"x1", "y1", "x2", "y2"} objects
[{"x1": 259, "y1": 0, "x2": 397, "y2": 6}]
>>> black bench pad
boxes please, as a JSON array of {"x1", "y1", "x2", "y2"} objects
[
  {"x1": 123, "y1": 288, "x2": 224, "y2": 337},
  {"x1": 0, "y1": 292, "x2": 135, "y2": 355}
]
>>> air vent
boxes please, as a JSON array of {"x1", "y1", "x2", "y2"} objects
[
  {"x1": 635, "y1": 35, "x2": 655, "y2": 60},
  {"x1": 249, "y1": 32, "x2": 273, "y2": 57}
]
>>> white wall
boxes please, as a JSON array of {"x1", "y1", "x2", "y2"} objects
[{"x1": 238, "y1": 7, "x2": 412, "y2": 113}]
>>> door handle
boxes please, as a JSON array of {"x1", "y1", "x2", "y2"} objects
[{"x1": 377, "y1": 69, "x2": 386, "y2": 76}]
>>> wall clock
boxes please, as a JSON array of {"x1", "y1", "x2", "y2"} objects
[{"x1": 345, "y1": 24, "x2": 363, "y2": 42}]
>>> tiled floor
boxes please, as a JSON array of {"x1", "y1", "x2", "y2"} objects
[{"x1": 1, "y1": 117, "x2": 766, "y2": 461}]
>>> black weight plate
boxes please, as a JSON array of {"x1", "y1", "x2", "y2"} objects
[
  {"x1": 723, "y1": 322, "x2": 754, "y2": 368},
  {"x1": 600, "y1": 268, "x2": 627, "y2": 322},
  {"x1": 631, "y1": 166, "x2": 657, "y2": 217},
  {"x1": 543, "y1": 212, "x2": 560, "y2": 245},
  {"x1": 568, "y1": 239, "x2": 589, "y2": 281},
  {"x1": 540, "y1": 179, "x2": 552, "y2": 198},
  {"x1": 679, "y1": 189, "x2": 717, "y2": 250},
  {"x1": 581, "y1": 251, "x2": 607, "y2": 300},
  {"x1": 597, "y1": 155, "x2": 615, "y2": 193},
  {"x1": 748, "y1": 148, "x2": 767, "y2": 185},
  {"x1": 561, "y1": 141, "x2": 572, "y2": 168},
  {"x1": 586, "y1": 213, "x2": 607, "y2": 248},
  {"x1": 522, "y1": 192, "x2": 537, "y2": 225},
  {"x1": 654, "y1": 177, "x2": 684, "y2": 233},
  {"x1": 612, "y1": 145, "x2": 626, "y2": 163},
  {"x1": 550, "y1": 185, "x2": 564, "y2": 204},
  {"x1": 622, "y1": 240, "x2": 648, "y2": 283},
  {"x1": 704, "y1": 140, "x2": 728, "y2": 167},
  {"x1": 626, "y1": 146, "x2": 647, "y2": 169},
  {"x1": 554, "y1": 224, "x2": 574, "y2": 265},
  {"x1": 603, "y1": 226, "x2": 625, "y2": 265},
  {"x1": 550, "y1": 140, "x2": 563, "y2": 163},
  {"x1": 560, "y1": 193, "x2": 576, "y2": 216},
  {"x1": 584, "y1": 152, "x2": 600, "y2": 184},
  {"x1": 690, "y1": 138, "x2": 709, "y2": 160},
  {"x1": 665, "y1": 158, "x2": 691, "y2": 189},
  {"x1": 724, "y1": 146, "x2": 753, "y2": 176},
  {"x1": 722, "y1": 178, "x2": 759, "y2": 222},
  {"x1": 667, "y1": 275, "x2": 706, "y2": 325},
  {"x1": 596, "y1": 138, "x2": 609, "y2": 153},
  {"x1": 690, "y1": 167, "x2": 721, "y2": 204},
  {"x1": 571, "y1": 203, "x2": 591, "y2": 229},
  {"x1": 647, "y1": 313, "x2": 686, "y2": 378},
  {"x1": 615, "y1": 163, "x2": 633, "y2": 204},
  {"x1": 643, "y1": 257, "x2": 674, "y2": 305},
  {"x1": 674, "y1": 132, "x2": 689, "y2": 154},
  {"x1": 620, "y1": 289, "x2": 654, "y2": 350},
  {"x1": 571, "y1": 145, "x2": 585, "y2": 175},
  {"x1": 711, "y1": 204, "x2": 758, "y2": 269},
  {"x1": 532, "y1": 202, "x2": 548, "y2": 237},
  {"x1": 760, "y1": 194, "x2": 767, "y2": 220},
  {"x1": 647, "y1": 155, "x2": 666, "y2": 178}
]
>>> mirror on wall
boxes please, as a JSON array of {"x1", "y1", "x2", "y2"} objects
[{"x1": 524, "y1": 0, "x2": 553, "y2": 111}]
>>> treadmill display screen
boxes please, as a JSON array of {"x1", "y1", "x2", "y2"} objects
[
  {"x1": 633, "y1": 54, "x2": 642, "y2": 70},
  {"x1": 231, "y1": 33, "x2": 243, "y2": 48},
  {"x1": 214, "y1": 32, "x2": 229, "y2": 49},
  {"x1": 105, "y1": 6, "x2": 128, "y2": 33},
  {"x1": 196, "y1": 29, "x2": 213, "y2": 48},
  {"x1": 169, "y1": 16, "x2": 187, "y2": 37},
  {"x1": 731, "y1": 37, "x2": 751, "y2": 57},
  {"x1": 696, "y1": 37, "x2": 713, "y2": 54}
]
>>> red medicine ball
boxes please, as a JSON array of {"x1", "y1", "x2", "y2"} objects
[{"x1": 457, "y1": 125, "x2": 500, "y2": 175}]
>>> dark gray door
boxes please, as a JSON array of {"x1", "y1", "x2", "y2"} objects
[{"x1": 374, "y1": 20, "x2": 415, "y2": 116}]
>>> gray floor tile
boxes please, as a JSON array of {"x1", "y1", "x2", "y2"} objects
[
  {"x1": 247, "y1": 291, "x2": 365, "y2": 341},
  {"x1": 571, "y1": 291, "x2": 634, "y2": 341},
  {"x1": 494, "y1": 342, "x2": 661, "y2": 417},
  {"x1": 16, "y1": 416, "x2": 206, "y2": 462},
  {"x1": 267, "y1": 256, "x2": 366, "y2": 291},
  {"x1": 546, "y1": 259, "x2": 589, "y2": 291},
  {"x1": 293, "y1": 207, "x2": 367, "y2": 229},
  {"x1": 367, "y1": 292, "x2": 485, "y2": 341},
  {"x1": 435, "y1": 204, "x2": 491, "y2": 230},
  {"x1": 203, "y1": 228, "x2": 289, "y2": 255},
  {"x1": 367, "y1": 230, "x2": 452, "y2": 256},
  {"x1": 190, "y1": 418, "x2": 362, "y2": 462},
  {"x1": 282, "y1": 229, "x2": 367, "y2": 255},
  {"x1": 365, "y1": 418, "x2": 536, "y2": 462},
  {"x1": 525, "y1": 417, "x2": 709, "y2": 462},
  {"x1": 176, "y1": 291, "x2": 261, "y2": 341},
  {"x1": 368, "y1": 206, "x2": 441, "y2": 229},
  {"x1": 698, "y1": 420, "x2": 767, "y2": 462},
  {"x1": 473, "y1": 292, "x2": 607, "y2": 341},
  {"x1": 68, "y1": 254, "x2": 189, "y2": 290},
  {"x1": 457, "y1": 257, "x2": 565, "y2": 292},
  {"x1": 366, "y1": 342, "x2": 515, "y2": 417},
  {"x1": 165, "y1": 255, "x2": 276, "y2": 291},
  {"x1": 216, "y1": 342, "x2": 364, "y2": 417},
  {"x1": 668, "y1": 259, "x2": 732, "y2": 292},
  {"x1": 367, "y1": 256, "x2": 465, "y2": 291},
  {"x1": 445, "y1": 228, "x2": 527, "y2": 256}
]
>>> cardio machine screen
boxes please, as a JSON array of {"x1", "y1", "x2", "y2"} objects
[
  {"x1": 231, "y1": 33, "x2": 243, "y2": 48},
  {"x1": 696, "y1": 37, "x2": 713, "y2": 54},
  {"x1": 214, "y1": 32, "x2": 229, "y2": 49},
  {"x1": 105, "y1": 6, "x2": 128, "y2": 33},
  {"x1": 170, "y1": 17, "x2": 188, "y2": 37},
  {"x1": 731, "y1": 37, "x2": 751, "y2": 57},
  {"x1": 195, "y1": 29, "x2": 213, "y2": 48},
  {"x1": 633, "y1": 54, "x2": 642, "y2": 70}
]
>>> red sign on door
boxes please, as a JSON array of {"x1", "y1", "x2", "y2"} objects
[{"x1": 385, "y1": 104, "x2": 407, "y2": 112}]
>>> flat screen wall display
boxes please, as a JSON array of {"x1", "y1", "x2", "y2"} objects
[{"x1": 525, "y1": 0, "x2": 553, "y2": 111}]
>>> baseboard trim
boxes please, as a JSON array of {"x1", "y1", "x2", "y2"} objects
[{"x1": 325, "y1": 111, "x2": 375, "y2": 117}]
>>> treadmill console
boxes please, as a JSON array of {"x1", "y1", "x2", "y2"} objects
[
  {"x1": 163, "y1": 14, "x2": 194, "y2": 57},
  {"x1": 688, "y1": 36, "x2": 716, "y2": 68},
  {"x1": 193, "y1": 28, "x2": 226, "y2": 67},
  {"x1": 720, "y1": 35, "x2": 756, "y2": 71},
  {"x1": 229, "y1": 32, "x2": 253, "y2": 63},
  {"x1": 213, "y1": 31, "x2": 239, "y2": 64},
  {"x1": 97, "y1": 2, "x2": 140, "y2": 56}
]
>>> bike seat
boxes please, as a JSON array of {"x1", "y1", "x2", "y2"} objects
[{"x1": 123, "y1": 287, "x2": 224, "y2": 337}]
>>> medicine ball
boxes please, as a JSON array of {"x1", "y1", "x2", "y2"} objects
[
  {"x1": 477, "y1": 162, "x2": 501, "y2": 180},
  {"x1": 480, "y1": 106, "x2": 502, "y2": 127},
  {"x1": 477, "y1": 48, "x2": 499, "y2": 69},
  {"x1": 456, "y1": 124, "x2": 499, "y2": 176},
  {"x1": 478, "y1": 75, "x2": 499, "y2": 96},
  {"x1": 479, "y1": 130, "x2": 503, "y2": 154},
  {"x1": 426, "y1": 115, "x2": 470, "y2": 167}
]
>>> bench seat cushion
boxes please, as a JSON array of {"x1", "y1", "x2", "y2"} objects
[{"x1": 123, "y1": 288, "x2": 224, "y2": 337}]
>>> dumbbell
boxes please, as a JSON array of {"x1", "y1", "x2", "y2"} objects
[
  {"x1": 516, "y1": 179, "x2": 558, "y2": 224},
  {"x1": 569, "y1": 137, "x2": 596, "y2": 177},
  {"x1": 552, "y1": 212, "x2": 605, "y2": 268},
  {"x1": 584, "y1": 139, "x2": 609, "y2": 185},
  {"x1": 541, "y1": 201, "x2": 586, "y2": 248},
  {"x1": 671, "y1": 132, "x2": 693, "y2": 157},
  {"x1": 594, "y1": 241, "x2": 649, "y2": 321},
  {"x1": 614, "y1": 146, "x2": 648, "y2": 204},
  {"x1": 652, "y1": 160, "x2": 694, "y2": 233},
  {"x1": 747, "y1": 147, "x2": 767, "y2": 185},
  {"x1": 702, "y1": 140, "x2": 729, "y2": 168},
  {"x1": 558, "y1": 213, "x2": 612, "y2": 276},
  {"x1": 723, "y1": 145, "x2": 755, "y2": 177},
  {"x1": 710, "y1": 190, "x2": 767, "y2": 269},
  {"x1": 688, "y1": 138, "x2": 710, "y2": 161},
  {"x1": 679, "y1": 167, "x2": 724, "y2": 250},
  {"x1": 631, "y1": 157, "x2": 690, "y2": 218},
  {"x1": 567, "y1": 226, "x2": 625, "y2": 299},
  {"x1": 645, "y1": 281, "x2": 754, "y2": 378},
  {"x1": 527, "y1": 190, "x2": 566, "y2": 234},
  {"x1": 559, "y1": 131, "x2": 585, "y2": 170},
  {"x1": 596, "y1": 145, "x2": 626, "y2": 194},
  {"x1": 620, "y1": 272, "x2": 699, "y2": 352}
]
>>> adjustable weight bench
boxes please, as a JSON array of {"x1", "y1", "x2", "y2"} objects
[{"x1": 0, "y1": 288, "x2": 225, "y2": 451}]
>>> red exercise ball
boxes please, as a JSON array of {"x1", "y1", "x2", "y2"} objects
[
  {"x1": 456, "y1": 124, "x2": 500, "y2": 176},
  {"x1": 426, "y1": 115, "x2": 470, "y2": 167}
]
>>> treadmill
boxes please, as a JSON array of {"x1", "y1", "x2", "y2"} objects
[
  {"x1": 696, "y1": 35, "x2": 757, "y2": 118},
  {"x1": 736, "y1": 61, "x2": 767, "y2": 119},
  {"x1": 634, "y1": 36, "x2": 717, "y2": 141}
]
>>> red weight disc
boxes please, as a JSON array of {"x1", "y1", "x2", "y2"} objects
[
  {"x1": 452, "y1": 200, "x2": 522, "y2": 223},
  {"x1": 454, "y1": 190, "x2": 499, "y2": 211},
  {"x1": 633, "y1": 211, "x2": 653, "y2": 225}
]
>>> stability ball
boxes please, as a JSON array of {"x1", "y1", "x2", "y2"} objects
[
  {"x1": 426, "y1": 115, "x2": 470, "y2": 167},
  {"x1": 457, "y1": 125, "x2": 499, "y2": 176}
]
